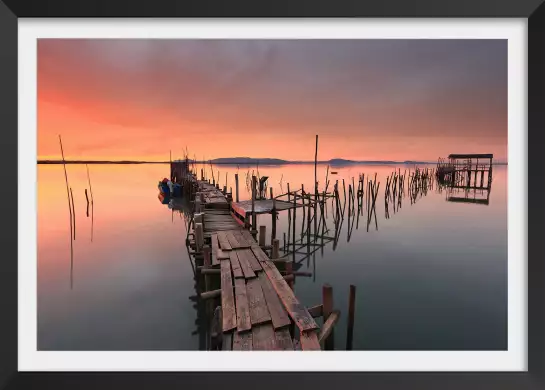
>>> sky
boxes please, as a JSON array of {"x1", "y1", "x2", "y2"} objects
[{"x1": 37, "y1": 39, "x2": 508, "y2": 162}]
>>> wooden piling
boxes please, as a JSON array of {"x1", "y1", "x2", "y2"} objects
[
  {"x1": 251, "y1": 176, "x2": 257, "y2": 234},
  {"x1": 314, "y1": 134, "x2": 318, "y2": 195},
  {"x1": 195, "y1": 223, "x2": 204, "y2": 252},
  {"x1": 272, "y1": 198, "x2": 277, "y2": 244},
  {"x1": 259, "y1": 225, "x2": 267, "y2": 247},
  {"x1": 202, "y1": 245, "x2": 212, "y2": 315},
  {"x1": 69, "y1": 187, "x2": 76, "y2": 240},
  {"x1": 272, "y1": 238, "x2": 280, "y2": 259},
  {"x1": 235, "y1": 173, "x2": 239, "y2": 202},
  {"x1": 346, "y1": 284, "x2": 356, "y2": 350},
  {"x1": 322, "y1": 284, "x2": 335, "y2": 350},
  {"x1": 58, "y1": 135, "x2": 74, "y2": 275},
  {"x1": 292, "y1": 183, "x2": 296, "y2": 262},
  {"x1": 285, "y1": 260, "x2": 293, "y2": 289}
]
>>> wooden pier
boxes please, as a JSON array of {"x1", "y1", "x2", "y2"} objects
[
  {"x1": 436, "y1": 153, "x2": 493, "y2": 190},
  {"x1": 186, "y1": 176, "x2": 340, "y2": 351},
  {"x1": 435, "y1": 153, "x2": 493, "y2": 206}
]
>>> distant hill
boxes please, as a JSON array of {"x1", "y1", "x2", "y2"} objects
[
  {"x1": 328, "y1": 158, "x2": 357, "y2": 165},
  {"x1": 210, "y1": 157, "x2": 288, "y2": 165},
  {"x1": 38, "y1": 160, "x2": 168, "y2": 164},
  {"x1": 207, "y1": 157, "x2": 435, "y2": 165}
]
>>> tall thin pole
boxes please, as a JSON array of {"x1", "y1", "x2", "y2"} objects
[
  {"x1": 86, "y1": 164, "x2": 94, "y2": 243},
  {"x1": 314, "y1": 134, "x2": 318, "y2": 194},
  {"x1": 59, "y1": 135, "x2": 73, "y2": 289}
]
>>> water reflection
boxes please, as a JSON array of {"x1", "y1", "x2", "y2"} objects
[{"x1": 38, "y1": 163, "x2": 506, "y2": 351}]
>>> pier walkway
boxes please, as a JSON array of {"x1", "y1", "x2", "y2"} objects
[{"x1": 190, "y1": 179, "x2": 333, "y2": 351}]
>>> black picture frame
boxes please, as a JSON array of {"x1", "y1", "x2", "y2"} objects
[{"x1": 1, "y1": 0, "x2": 542, "y2": 389}]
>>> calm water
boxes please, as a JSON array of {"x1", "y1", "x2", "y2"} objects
[{"x1": 37, "y1": 163, "x2": 507, "y2": 350}]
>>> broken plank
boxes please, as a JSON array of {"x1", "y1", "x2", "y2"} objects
[
  {"x1": 234, "y1": 278, "x2": 251, "y2": 332},
  {"x1": 233, "y1": 331, "x2": 253, "y2": 350},
  {"x1": 246, "y1": 277, "x2": 272, "y2": 325},
  {"x1": 252, "y1": 323, "x2": 277, "y2": 350},
  {"x1": 318, "y1": 310, "x2": 340, "y2": 344},
  {"x1": 221, "y1": 260, "x2": 237, "y2": 332},
  {"x1": 307, "y1": 304, "x2": 323, "y2": 318},
  {"x1": 228, "y1": 251, "x2": 244, "y2": 278},
  {"x1": 235, "y1": 250, "x2": 256, "y2": 279},
  {"x1": 238, "y1": 248, "x2": 262, "y2": 271},
  {"x1": 275, "y1": 328, "x2": 294, "y2": 350},
  {"x1": 217, "y1": 231, "x2": 232, "y2": 251},
  {"x1": 257, "y1": 272, "x2": 291, "y2": 329},
  {"x1": 229, "y1": 251, "x2": 244, "y2": 279},
  {"x1": 300, "y1": 330, "x2": 321, "y2": 351},
  {"x1": 260, "y1": 260, "x2": 319, "y2": 332}
]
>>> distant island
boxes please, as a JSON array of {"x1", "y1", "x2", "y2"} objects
[
  {"x1": 38, "y1": 160, "x2": 169, "y2": 164},
  {"x1": 38, "y1": 157, "x2": 508, "y2": 165}
]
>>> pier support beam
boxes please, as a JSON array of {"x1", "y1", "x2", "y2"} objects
[
  {"x1": 235, "y1": 174, "x2": 239, "y2": 203},
  {"x1": 251, "y1": 176, "x2": 257, "y2": 235},
  {"x1": 259, "y1": 226, "x2": 267, "y2": 247},
  {"x1": 285, "y1": 261, "x2": 293, "y2": 289},
  {"x1": 194, "y1": 213, "x2": 205, "y2": 232},
  {"x1": 272, "y1": 238, "x2": 280, "y2": 259},
  {"x1": 271, "y1": 198, "x2": 277, "y2": 245},
  {"x1": 346, "y1": 285, "x2": 356, "y2": 350},
  {"x1": 322, "y1": 284, "x2": 335, "y2": 350},
  {"x1": 195, "y1": 223, "x2": 204, "y2": 252}
]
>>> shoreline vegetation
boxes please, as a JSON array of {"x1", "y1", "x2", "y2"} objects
[{"x1": 37, "y1": 157, "x2": 508, "y2": 165}]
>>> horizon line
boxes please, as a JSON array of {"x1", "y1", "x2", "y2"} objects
[{"x1": 37, "y1": 158, "x2": 508, "y2": 165}]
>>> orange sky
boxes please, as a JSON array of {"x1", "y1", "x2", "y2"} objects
[{"x1": 38, "y1": 39, "x2": 508, "y2": 162}]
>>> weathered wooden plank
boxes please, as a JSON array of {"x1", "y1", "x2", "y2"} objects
[
  {"x1": 241, "y1": 229, "x2": 257, "y2": 246},
  {"x1": 275, "y1": 328, "x2": 294, "y2": 350},
  {"x1": 260, "y1": 260, "x2": 319, "y2": 332},
  {"x1": 307, "y1": 304, "x2": 323, "y2": 318},
  {"x1": 235, "y1": 250, "x2": 256, "y2": 279},
  {"x1": 222, "y1": 331, "x2": 233, "y2": 350},
  {"x1": 232, "y1": 230, "x2": 251, "y2": 248},
  {"x1": 299, "y1": 330, "x2": 321, "y2": 351},
  {"x1": 238, "y1": 248, "x2": 262, "y2": 271},
  {"x1": 318, "y1": 310, "x2": 340, "y2": 344},
  {"x1": 246, "y1": 277, "x2": 272, "y2": 325},
  {"x1": 252, "y1": 323, "x2": 277, "y2": 350},
  {"x1": 257, "y1": 272, "x2": 291, "y2": 329},
  {"x1": 211, "y1": 234, "x2": 220, "y2": 266},
  {"x1": 229, "y1": 251, "x2": 244, "y2": 279},
  {"x1": 232, "y1": 331, "x2": 253, "y2": 350},
  {"x1": 221, "y1": 260, "x2": 237, "y2": 332},
  {"x1": 217, "y1": 231, "x2": 232, "y2": 251},
  {"x1": 226, "y1": 231, "x2": 242, "y2": 248},
  {"x1": 232, "y1": 199, "x2": 298, "y2": 214},
  {"x1": 217, "y1": 249, "x2": 230, "y2": 260},
  {"x1": 251, "y1": 246, "x2": 270, "y2": 263},
  {"x1": 234, "y1": 278, "x2": 252, "y2": 332}
]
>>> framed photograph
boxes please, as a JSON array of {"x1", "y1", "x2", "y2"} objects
[{"x1": 2, "y1": 0, "x2": 543, "y2": 389}]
